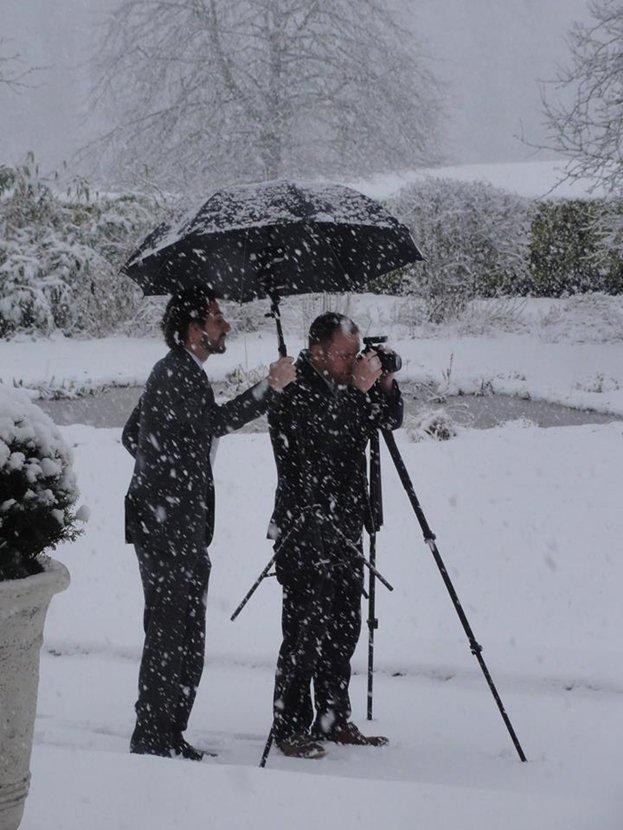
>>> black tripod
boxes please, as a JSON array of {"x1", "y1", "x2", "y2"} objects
[
  {"x1": 236, "y1": 299, "x2": 526, "y2": 763},
  {"x1": 364, "y1": 427, "x2": 527, "y2": 762}
]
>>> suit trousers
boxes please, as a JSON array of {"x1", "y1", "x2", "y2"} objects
[
  {"x1": 272, "y1": 536, "x2": 363, "y2": 741},
  {"x1": 133, "y1": 542, "x2": 211, "y2": 742}
]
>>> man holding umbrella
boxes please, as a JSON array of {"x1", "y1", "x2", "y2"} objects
[
  {"x1": 122, "y1": 286, "x2": 295, "y2": 760},
  {"x1": 267, "y1": 311, "x2": 403, "y2": 759}
]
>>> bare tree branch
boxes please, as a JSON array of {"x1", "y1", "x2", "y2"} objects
[
  {"x1": 0, "y1": 39, "x2": 41, "y2": 90},
  {"x1": 541, "y1": 0, "x2": 623, "y2": 197},
  {"x1": 86, "y1": 0, "x2": 444, "y2": 192}
]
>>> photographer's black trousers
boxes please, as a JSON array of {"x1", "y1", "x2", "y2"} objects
[
  {"x1": 133, "y1": 543, "x2": 211, "y2": 744},
  {"x1": 273, "y1": 550, "x2": 363, "y2": 741}
]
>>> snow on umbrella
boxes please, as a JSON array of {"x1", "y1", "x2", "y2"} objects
[{"x1": 123, "y1": 180, "x2": 423, "y2": 302}]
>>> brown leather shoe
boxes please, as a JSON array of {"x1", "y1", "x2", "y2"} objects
[
  {"x1": 276, "y1": 732, "x2": 327, "y2": 759},
  {"x1": 314, "y1": 722, "x2": 388, "y2": 746}
]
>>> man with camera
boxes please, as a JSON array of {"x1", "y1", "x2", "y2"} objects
[
  {"x1": 122, "y1": 286, "x2": 295, "y2": 761},
  {"x1": 267, "y1": 312, "x2": 403, "y2": 759}
]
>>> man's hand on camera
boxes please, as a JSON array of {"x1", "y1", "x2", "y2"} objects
[
  {"x1": 351, "y1": 350, "x2": 382, "y2": 393},
  {"x1": 377, "y1": 347, "x2": 397, "y2": 393},
  {"x1": 268, "y1": 356, "x2": 296, "y2": 391}
]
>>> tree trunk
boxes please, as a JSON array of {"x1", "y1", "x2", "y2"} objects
[{"x1": 262, "y1": 2, "x2": 284, "y2": 179}]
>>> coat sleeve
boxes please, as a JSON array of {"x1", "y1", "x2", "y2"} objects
[
  {"x1": 365, "y1": 380, "x2": 404, "y2": 431},
  {"x1": 210, "y1": 380, "x2": 278, "y2": 437},
  {"x1": 267, "y1": 389, "x2": 312, "y2": 539},
  {"x1": 121, "y1": 397, "x2": 142, "y2": 458},
  {"x1": 268, "y1": 393, "x2": 301, "y2": 486}
]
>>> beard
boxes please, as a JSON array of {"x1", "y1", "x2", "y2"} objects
[
  {"x1": 202, "y1": 333, "x2": 227, "y2": 354},
  {"x1": 333, "y1": 371, "x2": 352, "y2": 386}
]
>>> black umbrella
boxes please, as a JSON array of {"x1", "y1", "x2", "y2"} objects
[{"x1": 124, "y1": 180, "x2": 422, "y2": 353}]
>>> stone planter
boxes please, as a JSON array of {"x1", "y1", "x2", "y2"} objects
[{"x1": 0, "y1": 558, "x2": 70, "y2": 830}]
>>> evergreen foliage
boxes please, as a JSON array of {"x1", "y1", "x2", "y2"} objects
[
  {"x1": 529, "y1": 199, "x2": 623, "y2": 296},
  {"x1": 0, "y1": 385, "x2": 86, "y2": 580}
]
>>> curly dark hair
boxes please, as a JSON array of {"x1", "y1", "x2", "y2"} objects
[
  {"x1": 308, "y1": 312, "x2": 359, "y2": 348},
  {"x1": 161, "y1": 286, "x2": 217, "y2": 349}
]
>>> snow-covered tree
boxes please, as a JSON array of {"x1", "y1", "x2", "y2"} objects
[
  {"x1": 0, "y1": 154, "x2": 163, "y2": 338},
  {"x1": 89, "y1": 0, "x2": 442, "y2": 190},
  {"x1": 542, "y1": 1, "x2": 623, "y2": 255},
  {"x1": 543, "y1": 0, "x2": 623, "y2": 196}
]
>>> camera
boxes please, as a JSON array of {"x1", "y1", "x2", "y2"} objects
[{"x1": 362, "y1": 336, "x2": 402, "y2": 375}]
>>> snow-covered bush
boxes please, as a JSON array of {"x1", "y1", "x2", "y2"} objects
[
  {"x1": 383, "y1": 178, "x2": 532, "y2": 321},
  {"x1": 0, "y1": 154, "x2": 164, "y2": 338},
  {"x1": 537, "y1": 292, "x2": 623, "y2": 343},
  {"x1": 403, "y1": 408, "x2": 459, "y2": 442},
  {"x1": 0, "y1": 384, "x2": 88, "y2": 580}
]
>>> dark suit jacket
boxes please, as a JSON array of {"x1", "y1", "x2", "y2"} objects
[
  {"x1": 267, "y1": 351, "x2": 403, "y2": 547},
  {"x1": 122, "y1": 345, "x2": 275, "y2": 553}
]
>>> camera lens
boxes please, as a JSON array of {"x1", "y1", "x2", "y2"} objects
[{"x1": 380, "y1": 351, "x2": 402, "y2": 374}]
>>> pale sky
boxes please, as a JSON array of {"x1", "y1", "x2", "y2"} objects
[{"x1": 1, "y1": 0, "x2": 591, "y2": 177}]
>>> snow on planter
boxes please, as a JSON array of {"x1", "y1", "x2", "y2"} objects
[{"x1": 0, "y1": 383, "x2": 87, "y2": 580}]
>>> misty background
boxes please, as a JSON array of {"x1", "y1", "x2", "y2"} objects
[{"x1": 1, "y1": 0, "x2": 591, "y2": 177}]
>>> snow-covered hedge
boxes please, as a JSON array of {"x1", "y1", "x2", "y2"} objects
[
  {"x1": 383, "y1": 178, "x2": 533, "y2": 321},
  {"x1": 3, "y1": 160, "x2": 623, "y2": 337},
  {"x1": 529, "y1": 199, "x2": 623, "y2": 296},
  {"x1": 0, "y1": 385, "x2": 87, "y2": 579},
  {"x1": 0, "y1": 155, "x2": 164, "y2": 338},
  {"x1": 383, "y1": 180, "x2": 623, "y2": 321}
]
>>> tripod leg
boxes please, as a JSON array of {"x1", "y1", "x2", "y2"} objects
[
  {"x1": 366, "y1": 429, "x2": 382, "y2": 721},
  {"x1": 366, "y1": 530, "x2": 378, "y2": 721},
  {"x1": 381, "y1": 429, "x2": 527, "y2": 763},
  {"x1": 230, "y1": 553, "x2": 277, "y2": 621},
  {"x1": 259, "y1": 725, "x2": 275, "y2": 768},
  {"x1": 231, "y1": 510, "x2": 317, "y2": 622},
  {"x1": 329, "y1": 524, "x2": 393, "y2": 590}
]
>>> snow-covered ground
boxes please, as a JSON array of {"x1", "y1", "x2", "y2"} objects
[
  {"x1": 349, "y1": 159, "x2": 608, "y2": 202},
  {"x1": 3, "y1": 295, "x2": 622, "y2": 415},
  {"x1": 4, "y1": 292, "x2": 622, "y2": 828},
  {"x1": 22, "y1": 417, "x2": 623, "y2": 828}
]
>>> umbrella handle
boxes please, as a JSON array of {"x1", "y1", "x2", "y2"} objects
[
  {"x1": 267, "y1": 289, "x2": 288, "y2": 357},
  {"x1": 275, "y1": 317, "x2": 287, "y2": 357}
]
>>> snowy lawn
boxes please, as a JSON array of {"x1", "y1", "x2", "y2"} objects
[
  {"x1": 2, "y1": 295, "x2": 623, "y2": 415},
  {"x1": 23, "y1": 418, "x2": 623, "y2": 828}
]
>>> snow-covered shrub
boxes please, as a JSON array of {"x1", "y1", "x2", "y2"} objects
[
  {"x1": 382, "y1": 178, "x2": 532, "y2": 321},
  {"x1": 403, "y1": 408, "x2": 459, "y2": 442},
  {"x1": 537, "y1": 292, "x2": 623, "y2": 343},
  {"x1": 0, "y1": 384, "x2": 87, "y2": 580},
  {"x1": 529, "y1": 199, "x2": 623, "y2": 296},
  {"x1": 455, "y1": 297, "x2": 527, "y2": 336},
  {"x1": 120, "y1": 295, "x2": 168, "y2": 338},
  {"x1": 0, "y1": 154, "x2": 164, "y2": 338}
]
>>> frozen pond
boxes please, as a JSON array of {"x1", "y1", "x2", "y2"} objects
[{"x1": 38, "y1": 383, "x2": 622, "y2": 430}]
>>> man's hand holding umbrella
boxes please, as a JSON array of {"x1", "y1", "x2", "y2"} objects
[{"x1": 267, "y1": 356, "x2": 296, "y2": 391}]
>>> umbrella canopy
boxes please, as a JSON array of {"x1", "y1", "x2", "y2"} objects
[{"x1": 123, "y1": 181, "x2": 422, "y2": 302}]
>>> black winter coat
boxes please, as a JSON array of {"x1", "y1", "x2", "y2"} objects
[
  {"x1": 122, "y1": 345, "x2": 275, "y2": 552},
  {"x1": 267, "y1": 351, "x2": 403, "y2": 545}
]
